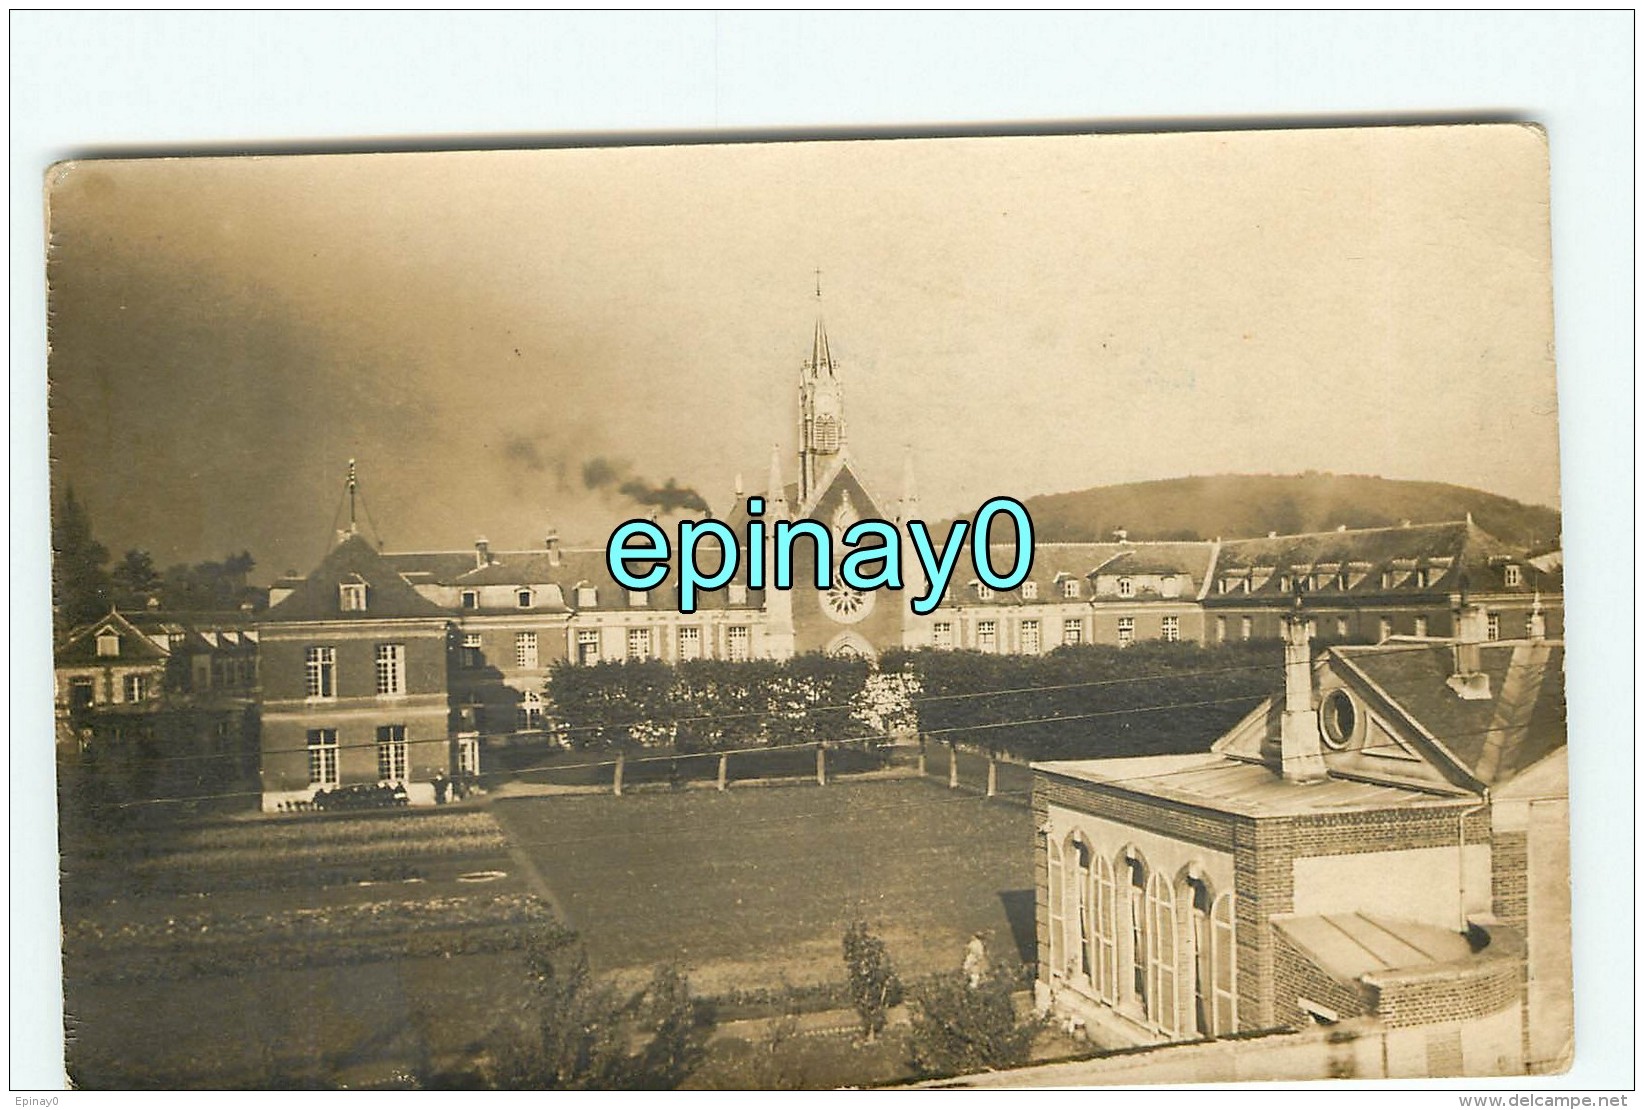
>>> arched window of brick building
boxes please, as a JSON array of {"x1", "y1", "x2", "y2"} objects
[
  {"x1": 1092, "y1": 852, "x2": 1119, "y2": 1003},
  {"x1": 1145, "y1": 870, "x2": 1180, "y2": 1034}
]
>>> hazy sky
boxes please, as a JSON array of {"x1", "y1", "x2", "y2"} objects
[{"x1": 45, "y1": 126, "x2": 1560, "y2": 580}]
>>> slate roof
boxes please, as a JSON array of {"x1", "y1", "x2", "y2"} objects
[
  {"x1": 1333, "y1": 640, "x2": 1566, "y2": 787},
  {"x1": 1208, "y1": 520, "x2": 1559, "y2": 600},
  {"x1": 260, "y1": 533, "x2": 450, "y2": 623},
  {"x1": 55, "y1": 610, "x2": 171, "y2": 666},
  {"x1": 1034, "y1": 753, "x2": 1473, "y2": 817},
  {"x1": 954, "y1": 541, "x2": 1215, "y2": 606}
]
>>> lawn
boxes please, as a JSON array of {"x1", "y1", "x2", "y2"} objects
[
  {"x1": 60, "y1": 807, "x2": 551, "y2": 1089},
  {"x1": 491, "y1": 777, "x2": 1036, "y2": 996}
]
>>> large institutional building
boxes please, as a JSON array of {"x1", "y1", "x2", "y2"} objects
[
  {"x1": 237, "y1": 312, "x2": 1564, "y2": 810},
  {"x1": 1031, "y1": 606, "x2": 1569, "y2": 1077}
]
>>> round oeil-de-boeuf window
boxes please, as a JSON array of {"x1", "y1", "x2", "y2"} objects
[
  {"x1": 1319, "y1": 688, "x2": 1360, "y2": 750},
  {"x1": 820, "y1": 582, "x2": 874, "y2": 624}
]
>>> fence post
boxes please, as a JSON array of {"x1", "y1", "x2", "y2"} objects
[
  {"x1": 816, "y1": 743, "x2": 827, "y2": 787},
  {"x1": 917, "y1": 739, "x2": 927, "y2": 777},
  {"x1": 613, "y1": 751, "x2": 625, "y2": 797},
  {"x1": 948, "y1": 741, "x2": 959, "y2": 789},
  {"x1": 717, "y1": 752, "x2": 728, "y2": 792},
  {"x1": 987, "y1": 753, "x2": 998, "y2": 798}
]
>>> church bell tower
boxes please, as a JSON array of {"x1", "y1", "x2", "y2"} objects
[{"x1": 798, "y1": 282, "x2": 845, "y2": 504}]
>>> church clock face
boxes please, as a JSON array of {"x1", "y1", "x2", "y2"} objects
[{"x1": 820, "y1": 581, "x2": 875, "y2": 625}]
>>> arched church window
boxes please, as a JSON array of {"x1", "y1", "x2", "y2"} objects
[{"x1": 815, "y1": 415, "x2": 840, "y2": 453}]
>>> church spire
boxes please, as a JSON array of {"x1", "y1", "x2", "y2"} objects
[{"x1": 798, "y1": 277, "x2": 844, "y2": 503}]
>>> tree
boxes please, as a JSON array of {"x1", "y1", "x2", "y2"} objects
[
  {"x1": 907, "y1": 963, "x2": 1040, "y2": 1078},
  {"x1": 842, "y1": 920, "x2": 903, "y2": 1043},
  {"x1": 110, "y1": 548, "x2": 163, "y2": 608},
  {"x1": 51, "y1": 487, "x2": 111, "y2": 634}
]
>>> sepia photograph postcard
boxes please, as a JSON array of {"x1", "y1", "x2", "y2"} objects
[{"x1": 42, "y1": 125, "x2": 1573, "y2": 1090}]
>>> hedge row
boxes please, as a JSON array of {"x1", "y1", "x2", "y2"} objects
[{"x1": 544, "y1": 642, "x2": 1283, "y2": 762}]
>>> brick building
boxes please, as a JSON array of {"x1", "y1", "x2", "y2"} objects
[
  {"x1": 258, "y1": 532, "x2": 454, "y2": 809},
  {"x1": 54, "y1": 607, "x2": 260, "y2": 803},
  {"x1": 1032, "y1": 604, "x2": 1569, "y2": 1077}
]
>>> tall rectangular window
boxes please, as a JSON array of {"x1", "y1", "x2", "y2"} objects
[
  {"x1": 461, "y1": 589, "x2": 479, "y2": 610},
  {"x1": 627, "y1": 627, "x2": 652, "y2": 660},
  {"x1": 1117, "y1": 617, "x2": 1135, "y2": 647},
  {"x1": 123, "y1": 673, "x2": 148, "y2": 702},
  {"x1": 460, "y1": 632, "x2": 483, "y2": 669},
  {"x1": 933, "y1": 621, "x2": 954, "y2": 649},
  {"x1": 339, "y1": 582, "x2": 368, "y2": 611},
  {"x1": 375, "y1": 643, "x2": 405, "y2": 695},
  {"x1": 576, "y1": 629, "x2": 600, "y2": 664},
  {"x1": 977, "y1": 620, "x2": 997, "y2": 652},
  {"x1": 1413, "y1": 616, "x2": 1428, "y2": 637},
  {"x1": 1240, "y1": 616, "x2": 1252, "y2": 641},
  {"x1": 1161, "y1": 616, "x2": 1179, "y2": 643},
  {"x1": 516, "y1": 631, "x2": 539, "y2": 669},
  {"x1": 1214, "y1": 616, "x2": 1226, "y2": 644},
  {"x1": 678, "y1": 626, "x2": 701, "y2": 660},
  {"x1": 1504, "y1": 565, "x2": 1522, "y2": 587},
  {"x1": 376, "y1": 725, "x2": 408, "y2": 782},
  {"x1": 727, "y1": 626, "x2": 750, "y2": 662},
  {"x1": 307, "y1": 728, "x2": 339, "y2": 786},
  {"x1": 1336, "y1": 617, "x2": 1350, "y2": 639},
  {"x1": 305, "y1": 646, "x2": 336, "y2": 698},
  {"x1": 1486, "y1": 612, "x2": 1501, "y2": 641},
  {"x1": 1378, "y1": 617, "x2": 1393, "y2": 641},
  {"x1": 1021, "y1": 620, "x2": 1040, "y2": 654},
  {"x1": 1063, "y1": 618, "x2": 1083, "y2": 645},
  {"x1": 1061, "y1": 579, "x2": 1080, "y2": 599}
]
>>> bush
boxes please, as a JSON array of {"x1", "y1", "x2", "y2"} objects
[
  {"x1": 490, "y1": 936, "x2": 709, "y2": 1090},
  {"x1": 907, "y1": 963, "x2": 1041, "y2": 1078},
  {"x1": 842, "y1": 921, "x2": 903, "y2": 1043}
]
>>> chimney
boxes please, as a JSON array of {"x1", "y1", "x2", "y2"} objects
[
  {"x1": 1447, "y1": 603, "x2": 1493, "y2": 700},
  {"x1": 1279, "y1": 609, "x2": 1328, "y2": 783},
  {"x1": 475, "y1": 537, "x2": 491, "y2": 568},
  {"x1": 545, "y1": 529, "x2": 561, "y2": 567}
]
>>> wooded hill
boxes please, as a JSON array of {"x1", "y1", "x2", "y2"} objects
[{"x1": 1004, "y1": 473, "x2": 1560, "y2": 549}]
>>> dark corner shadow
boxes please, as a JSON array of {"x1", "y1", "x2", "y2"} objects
[
  {"x1": 48, "y1": 112, "x2": 1535, "y2": 165},
  {"x1": 997, "y1": 889, "x2": 1037, "y2": 965}
]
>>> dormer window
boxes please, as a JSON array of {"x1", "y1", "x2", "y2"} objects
[
  {"x1": 628, "y1": 589, "x2": 648, "y2": 607},
  {"x1": 95, "y1": 629, "x2": 120, "y2": 658},
  {"x1": 517, "y1": 588, "x2": 534, "y2": 609},
  {"x1": 1504, "y1": 564, "x2": 1522, "y2": 587},
  {"x1": 575, "y1": 584, "x2": 598, "y2": 608},
  {"x1": 1022, "y1": 581, "x2": 1039, "y2": 600},
  {"x1": 339, "y1": 582, "x2": 368, "y2": 611},
  {"x1": 1060, "y1": 579, "x2": 1080, "y2": 600},
  {"x1": 975, "y1": 583, "x2": 994, "y2": 602},
  {"x1": 1278, "y1": 575, "x2": 1293, "y2": 594},
  {"x1": 1116, "y1": 577, "x2": 1133, "y2": 598},
  {"x1": 1336, "y1": 572, "x2": 1350, "y2": 591},
  {"x1": 728, "y1": 584, "x2": 748, "y2": 605},
  {"x1": 461, "y1": 589, "x2": 479, "y2": 610},
  {"x1": 1160, "y1": 575, "x2": 1181, "y2": 599},
  {"x1": 1381, "y1": 571, "x2": 1395, "y2": 589},
  {"x1": 1411, "y1": 569, "x2": 1428, "y2": 590}
]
